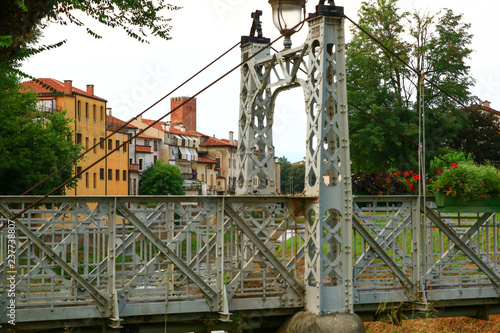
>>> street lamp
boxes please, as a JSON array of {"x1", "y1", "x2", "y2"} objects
[{"x1": 268, "y1": 0, "x2": 306, "y2": 49}]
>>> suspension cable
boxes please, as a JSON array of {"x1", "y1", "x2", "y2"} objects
[
  {"x1": 3, "y1": 16, "x2": 308, "y2": 226},
  {"x1": 21, "y1": 41, "x2": 242, "y2": 196}
]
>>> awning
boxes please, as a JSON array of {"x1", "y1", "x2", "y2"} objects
[
  {"x1": 180, "y1": 147, "x2": 187, "y2": 160},
  {"x1": 171, "y1": 146, "x2": 178, "y2": 159},
  {"x1": 189, "y1": 148, "x2": 198, "y2": 161},
  {"x1": 185, "y1": 147, "x2": 191, "y2": 161},
  {"x1": 174, "y1": 134, "x2": 183, "y2": 146}
]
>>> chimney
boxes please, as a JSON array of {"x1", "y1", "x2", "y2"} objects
[
  {"x1": 229, "y1": 131, "x2": 234, "y2": 145},
  {"x1": 64, "y1": 80, "x2": 72, "y2": 95},
  {"x1": 87, "y1": 84, "x2": 94, "y2": 96},
  {"x1": 483, "y1": 100, "x2": 491, "y2": 108},
  {"x1": 106, "y1": 108, "x2": 112, "y2": 116}
]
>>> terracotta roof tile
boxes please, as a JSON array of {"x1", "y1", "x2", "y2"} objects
[
  {"x1": 137, "y1": 133, "x2": 161, "y2": 140},
  {"x1": 200, "y1": 136, "x2": 237, "y2": 147},
  {"x1": 107, "y1": 115, "x2": 138, "y2": 132},
  {"x1": 21, "y1": 78, "x2": 107, "y2": 102},
  {"x1": 141, "y1": 118, "x2": 197, "y2": 136}
]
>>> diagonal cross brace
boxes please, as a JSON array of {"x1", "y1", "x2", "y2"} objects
[
  {"x1": 117, "y1": 204, "x2": 218, "y2": 306},
  {"x1": 424, "y1": 211, "x2": 495, "y2": 282},
  {"x1": 224, "y1": 203, "x2": 304, "y2": 297},
  {"x1": 424, "y1": 206, "x2": 500, "y2": 295},
  {"x1": 354, "y1": 208, "x2": 412, "y2": 277},
  {"x1": 352, "y1": 216, "x2": 416, "y2": 299},
  {"x1": 0, "y1": 206, "x2": 109, "y2": 313}
]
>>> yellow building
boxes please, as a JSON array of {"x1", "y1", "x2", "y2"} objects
[{"x1": 22, "y1": 78, "x2": 129, "y2": 195}]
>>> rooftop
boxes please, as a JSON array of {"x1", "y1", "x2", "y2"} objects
[
  {"x1": 200, "y1": 136, "x2": 237, "y2": 147},
  {"x1": 21, "y1": 78, "x2": 107, "y2": 102},
  {"x1": 107, "y1": 115, "x2": 138, "y2": 132}
]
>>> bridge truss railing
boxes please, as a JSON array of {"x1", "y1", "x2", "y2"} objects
[{"x1": 0, "y1": 195, "x2": 499, "y2": 329}]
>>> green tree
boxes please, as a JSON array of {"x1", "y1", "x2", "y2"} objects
[
  {"x1": 448, "y1": 107, "x2": 500, "y2": 168},
  {"x1": 347, "y1": 0, "x2": 477, "y2": 173},
  {"x1": 1, "y1": 0, "x2": 180, "y2": 57},
  {"x1": 139, "y1": 162, "x2": 185, "y2": 195},
  {"x1": 0, "y1": 64, "x2": 82, "y2": 195},
  {"x1": 278, "y1": 156, "x2": 305, "y2": 194}
]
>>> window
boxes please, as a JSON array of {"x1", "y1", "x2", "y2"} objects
[
  {"x1": 154, "y1": 156, "x2": 158, "y2": 164},
  {"x1": 154, "y1": 140, "x2": 158, "y2": 152},
  {"x1": 123, "y1": 170, "x2": 127, "y2": 181},
  {"x1": 76, "y1": 166, "x2": 82, "y2": 179},
  {"x1": 201, "y1": 174, "x2": 205, "y2": 182},
  {"x1": 108, "y1": 169, "x2": 113, "y2": 181},
  {"x1": 85, "y1": 103, "x2": 89, "y2": 119},
  {"x1": 108, "y1": 139, "x2": 112, "y2": 150},
  {"x1": 116, "y1": 169, "x2": 120, "y2": 181},
  {"x1": 93, "y1": 105, "x2": 96, "y2": 122},
  {"x1": 100, "y1": 168, "x2": 105, "y2": 180},
  {"x1": 100, "y1": 137, "x2": 105, "y2": 149},
  {"x1": 76, "y1": 133, "x2": 82, "y2": 145},
  {"x1": 233, "y1": 158, "x2": 236, "y2": 169},
  {"x1": 85, "y1": 172, "x2": 89, "y2": 188},
  {"x1": 215, "y1": 158, "x2": 221, "y2": 169},
  {"x1": 93, "y1": 173, "x2": 97, "y2": 188},
  {"x1": 85, "y1": 137, "x2": 89, "y2": 149},
  {"x1": 93, "y1": 138, "x2": 96, "y2": 153},
  {"x1": 138, "y1": 159, "x2": 143, "y2": 171},
  {"x1": 218, "y1": 181, "x2": 221, "y2": 186},
  {"x1": 116, "y1": 140, "x2": 120, "y2": 151},
  {"x1": 100, "y1": 107, "x2": 104, "y2": 121},
  {"x1": 133, "y1": 178, "x2": 137, "y2": 195},
  {"x1": 77, "y1": 101, "x2": 81, "y2": 120},
  {"x1": 123, "y1": 142, "x2": 127, "y2": 153}
]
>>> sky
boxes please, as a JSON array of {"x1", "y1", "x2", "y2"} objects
[{"x1": 21, "y1": 0, "x2": 500, "y2": 163}]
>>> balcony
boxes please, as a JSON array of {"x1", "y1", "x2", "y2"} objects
[
  {"x1": 129, "y1": 164, "x2": 139, "y2": 172},
  {"x1": 36, "y1": 105, "x2": 56, "y2": 114},
  {"x1": 135, "y1": 145, "x2": 152, "y2": 153}
]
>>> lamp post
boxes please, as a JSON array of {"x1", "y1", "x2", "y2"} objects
[
  {"x1": 268, "y1": 0, "x2": 306, "y2": 49},
  {"x1": 236, "y1": 1, "x2": 359, "y2": 326}
]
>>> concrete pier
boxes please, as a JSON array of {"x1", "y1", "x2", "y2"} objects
[{"x1": 278, "y1": 311, "x2": 365, "y2": 333}]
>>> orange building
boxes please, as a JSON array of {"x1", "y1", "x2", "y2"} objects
[{"x1": 21, "y1": 79, "x2": 129, "y2": 195}]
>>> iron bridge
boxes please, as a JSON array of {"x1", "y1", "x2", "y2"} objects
[{"x1": 1, "y1": 195, "x2": 500, "y2": 332}]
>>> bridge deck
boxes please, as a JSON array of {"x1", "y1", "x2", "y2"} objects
[{"x1": 1, "y1": 196, "x2": 499, "y2": 332}]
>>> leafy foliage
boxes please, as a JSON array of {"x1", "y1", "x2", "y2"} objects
[
  {"x1": 347, "y1": 0, "x2": 477, "y2": 173},
  {"x1": 448, "y1": 107, "x2": 500, "y2": 168},
  {"x1": 430, "y1": 162, "x2": 500, "y2": 201},
  {"x1": 0, "y1": 63, "x2": 82, "y2": 195},
  {"x1": 0, "y1": 0, "x2": 180, "y2": 57},
  {"x1": 429, "y1": 151, "x2": 472, "y2": 176},
  {"x1": 352, "y1": 170, "x2": 420, "y2": 195},
  {"x1": 278, "y1": 157, "x2": 305, "y2": 195},
  {"x1": 139, "y1": 162, "x2": 185, "y2": 196}
]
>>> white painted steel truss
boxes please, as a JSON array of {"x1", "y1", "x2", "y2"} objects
[
  {"x1": 237, "y1": 14, "x2": 353, "y2": 315},
  {"x1": 2, "y1": 196, "x2": 499, "y2": 330}
]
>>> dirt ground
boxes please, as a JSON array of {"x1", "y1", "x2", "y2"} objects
[{"x1": 364, "y1": 315, "x2": 500, "y2": 332}]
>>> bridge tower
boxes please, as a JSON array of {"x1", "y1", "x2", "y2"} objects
[{"x1": 237, "y1": 2, "x2": 362, "y2": 329}]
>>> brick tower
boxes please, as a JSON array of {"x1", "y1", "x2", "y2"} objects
[{"x1": 170, "y1": 97, "x2": 197, "y2": 132}]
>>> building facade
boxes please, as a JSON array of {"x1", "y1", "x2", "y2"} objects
[{"x1": 22, "y1": 78, "x2": 129, "y2": 195}]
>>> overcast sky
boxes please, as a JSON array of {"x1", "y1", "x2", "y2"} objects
[{"x1": 21, "y1": 0, "x2": 500, "y2": 163}]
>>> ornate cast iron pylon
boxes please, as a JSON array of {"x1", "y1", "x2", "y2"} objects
[{"x1": 236, "y1": 4, "x2": 353, "y2": 315}]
